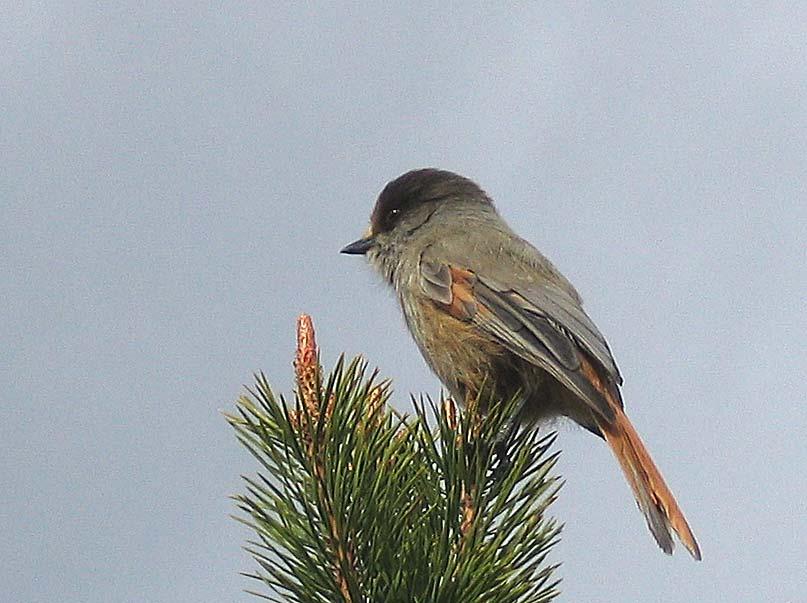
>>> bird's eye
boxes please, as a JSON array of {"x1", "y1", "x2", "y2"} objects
[
  {"x1": 386, "y1": 208, "x2": 401, "y2": 225},
  {"x1": 375, "y1": 206, "x2": 402, "y2": 233}
]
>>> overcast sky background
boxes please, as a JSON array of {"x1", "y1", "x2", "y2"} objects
[{"x1": 3, "y1": 3, "x2": 806, "y2": 602}]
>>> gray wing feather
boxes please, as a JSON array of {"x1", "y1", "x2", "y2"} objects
[
  {"x1": 417, "y1": 252, "x2": 623, "y2": 421},
  {"x1": 419, "y1": 259, "x2": 453, "y2": 304},
  {"x1": 471, "y1": 278, "x2": 618, "y2": 421},
  {"x1": 480, "y1": 275, "x2": 623, "y2": 384}
]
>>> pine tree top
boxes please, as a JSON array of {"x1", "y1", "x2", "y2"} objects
[{"x1": 226, "y1": 315, "x2": 562, "y2": 603}]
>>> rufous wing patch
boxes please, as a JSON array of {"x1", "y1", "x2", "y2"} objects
[{"x1": 444, "y1": 266, "x2": 479, "y2": 320}]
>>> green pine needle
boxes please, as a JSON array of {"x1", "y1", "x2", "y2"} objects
[{"x1": 227, "y1": 355, "x2": 562, "y2": 603}]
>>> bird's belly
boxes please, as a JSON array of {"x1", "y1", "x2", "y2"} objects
[
  {"x1": 402, "y1": 295, "x2": 585, "y2": 431},
  {"x1": 402, "y1": 295, "x2": 503, "y2": 401}
]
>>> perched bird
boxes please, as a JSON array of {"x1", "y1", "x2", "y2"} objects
[{"x1": 341, "y1": 168, "x2": 701, "y2": 559}]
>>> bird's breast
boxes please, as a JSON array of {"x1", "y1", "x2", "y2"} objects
[{"x1": 400, "y1": 291, "x2": 512, "y2": 404}]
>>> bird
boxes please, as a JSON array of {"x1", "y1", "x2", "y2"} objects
[{"x1": 341, "y1": 168, "x2": 701, "y2": 560}]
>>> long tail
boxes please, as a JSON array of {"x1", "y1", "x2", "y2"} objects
[{"x1": 598, "y1": 406, "x2": 702, "y2": 560}]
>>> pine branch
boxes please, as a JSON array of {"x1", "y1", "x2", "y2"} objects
[{"x1": 226, "y1": 315, "x2": 563, "y2": 603}]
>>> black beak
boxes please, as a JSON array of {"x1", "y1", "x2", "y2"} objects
[{"x1": 340, "y1": 236, "x2": 376, "y2": 255}]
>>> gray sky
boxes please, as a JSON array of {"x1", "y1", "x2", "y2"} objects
[{"x1": 3, "y1": 3, "x2": 806, "y2": 602}]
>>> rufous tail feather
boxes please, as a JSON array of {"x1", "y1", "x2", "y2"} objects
[{"x1": 598, "y1": 407, "x2": 702, "y2": 560}]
